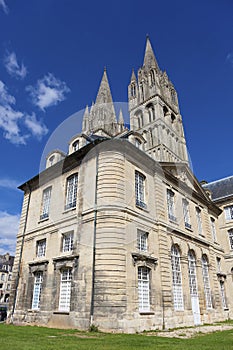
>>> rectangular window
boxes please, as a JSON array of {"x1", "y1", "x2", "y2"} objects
[
  {"x1": 167, "y1": 189, "x2": 176, "y2": 222},
  {"x1": 62, "y1": 232, "x2": 74, "y2": 252},
  {"x1": 216, "y1": 257, "x2": 221, "y2": 273},
  {"x1": 65, "y1": 174, "x2": 78, "y2": 210},
  {"x1": 135, "y1": 171, "x2": 146, "y2": 209},
  {"x1": 36, "y1": 239, "x2": 46, "y2": 258},
  {"x1": 137, "y1": 230, "x2": 148, "y2": 252},
  {"x1": 220, "y1": 281, "x2": 227, "y2": 309},
  {"x1": 228, "y1": 230, "x2": 233, "y2": 250},
  {"x1": 224, "y1": 205, "x2": 233, "y2": 221},
  {"x1": 210, "y1": 218, "x2": 217, "y2": 241},
  {"x1": 59, "y1": 268, "x2": 72, "y2": 312},
  {"x1": 31, "y1": 272, "x2": 43, "y2": 310},
  {"x1": 182, "y1": 199, "x2": 191, "y2": 229},
  {"x1": 196, "y1": 208, "x2": 203, "y2": 235},
  {"x1": 138, "y1": 267, "x2": 150, "y2": 312},
  {"x1": 40, "y1": 187, "x2": 52, "y2": 220}
]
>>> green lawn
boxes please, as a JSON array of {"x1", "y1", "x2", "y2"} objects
[{"x1": 1, "y1": 323, "x2": 233, "y2": 350}]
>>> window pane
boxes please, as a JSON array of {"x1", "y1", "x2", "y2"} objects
[
  {"x1": 135, "y1": 171, "x2": 146, "y2": 208},
  {"x1": 65, "y1": 174, "x2": 78, "y2": 210},
  {"x1": 171, "y1": 245, "x2": 184, "y2": 310},
  {"x1": 201, "y1": 256, "x2": 212, "y2": 309},
  {"x1": 138, "y1": 267, "x2": 150, "y2": 312},
  {"x1": 62, "y1": 232, "x2": 74, "y2": 252},
  {"x1": 59, "y1": 268, "x2": 72, "y2": 312},
  {"x1": 32, "y1": 272, "x2": 43, "y2": 310},
  {"x1": 40, "y1": 187, "x2": 51, "y2": 220}
]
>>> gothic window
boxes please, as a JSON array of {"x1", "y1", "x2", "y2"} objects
[
  {"x1": 171, "y1": 113, "x2": 176, "y2": 123},
  {"x1": 59, "y1": 268, "x2": 72, "y2": 312},
  {"x1": 62, "y1": 232, "x2": 74, "y2": 252},
  {"x1": 31, "y1": 271, "x2": 43, "y2": 310},
  {"x1": 150, "y1": 69, "x2": 155, "y2": 86},
  {"x1": 196, "y1": 208, "x2": 203, "y2": 235},
  {"x1": 210, "y1": 218, "x2": 217, "y2": 242},
  {"x1": 171, "y1": 245, "x2": 184, "y2": 310},
  {"x1": 216, "y1": 257, "x2": 221, "y2": 273},
  {"x1": 40, "y1": 186, "x2": 52, "y2": 220},
  {"x1": 140, "y1": 83, "x2": 144, "y2": 100},
  {"x1": 65, "y1": 173, "x2": 78, "y2": 210},
  {"x1": 224, "y1": 205, "x2": 233, "y2": 221},
  {"x1": 228, "y1": 230, "x2": 233, "y2": 250},
  {"x1": 163, "y1": 106, "x2": 169, "y2": 117},
  {"x1": 182, "y1": 199, "x2": 191, "y2": 229},
  {"x1": 72, "y1": 140, "x2": 79, "y2": 152},
  {"x1": 188, "y1": 251, "x2": 198, "y2": 296},
  {"x1": 137, "y1": 230, "x2": 148, "y2": 252},
  {"x1": 138, "y1": 266, "x2": 150, "y2": 312},
  {"x1": 131, "y1": 83, "x2": 136, "y2": 97},
  {"x1": 167, "y1": 189, "x2": 176, "y2": 222},
  {"x1": 201, "y1": 255, "x2": 212, "y2": 309},
  {"x1": 135, "y1": 171, "x2": 146, "y2": 209},
  {"x1": 146, "y1": 103, "x2": 155, "y2": 122},
  {"x1": 36, "y1": 239, "x2": 46, "y2": 258}
]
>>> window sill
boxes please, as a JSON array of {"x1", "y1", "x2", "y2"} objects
[
  {"x1": 139, "y1": 311, "x2": 154, "y2": 315},
  {"x1": 63, "y1": 207, "x2": 76, "y2": 214},
  {"x1": 53, "y1": 311, "x2": 70, "y2": 315},
  {"x1": 38, "y1": 217, "x2": 49, "y2": 224}
]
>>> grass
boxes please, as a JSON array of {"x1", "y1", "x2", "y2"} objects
[{"x1": 1, "y1": 323, "x2": 233, "y2": 350}]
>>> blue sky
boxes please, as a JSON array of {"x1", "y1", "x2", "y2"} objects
[{"x1": 0, "y1": 0, "x2": 233, "y2": 254}]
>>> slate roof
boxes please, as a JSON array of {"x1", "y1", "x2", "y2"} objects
[{"x1": 203, "y1": 176, "x2": 233, "y2": 201}]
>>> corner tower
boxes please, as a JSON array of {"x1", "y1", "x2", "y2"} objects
[{"x1": 128, "y1": 37, "x2": 188, "y2": 163}]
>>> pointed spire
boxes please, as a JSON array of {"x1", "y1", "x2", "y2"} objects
[
  {"x1": 143, "y1": 36, "x2": 159, "y2": 69},
  {"x1": 82, "y1": 105, "x2": 89, "y2": 132},
  {"x1": 118, "y1": 109, "x2": 124, "y2": 124},
  {"x1": 130, "y1": 68, "x2": 137, "y2": 83},
  {"x1": 95, "y1": 68, "x2": 114, "y2": 105}
]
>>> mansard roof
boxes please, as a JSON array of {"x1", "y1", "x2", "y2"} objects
[{"x1": 203, "y1": 176, "x2": 233, "y2": 202}]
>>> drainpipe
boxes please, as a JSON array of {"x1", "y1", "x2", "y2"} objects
[
  {"x1": 10, "y1": 182, "x2": 31, "y2": 322},
  {"x1": 90, "y1": 152, "x2": 99, "y2": 326}
]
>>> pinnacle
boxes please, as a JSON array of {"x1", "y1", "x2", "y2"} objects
[
  {"x1": 130, "y1": 68, "x2": 137, "y2": 82},
  {"x1": 118, "y1": 109, "x2": 124, "y2": 124}
]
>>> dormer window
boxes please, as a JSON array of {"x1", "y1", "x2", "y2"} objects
[
  {"x1": 73, "y1": 141, "x2": 79, "y2": 152},
  {"x1": 135, "y1": 138, "x2": 142, "y2": 149},
  {"x1": 49, "y1": 155, "x2": 55, "y2": 167}
]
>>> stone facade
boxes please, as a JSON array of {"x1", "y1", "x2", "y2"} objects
[
  {"x1": 0, "y1": 253, "x2": 14, "y2": 304},
  {"x1": 8, "y1": 38, "x2": 233, "y2": 332}
]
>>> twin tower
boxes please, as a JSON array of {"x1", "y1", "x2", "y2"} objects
[{"x1": 81, "y1": 37, "x2": 188, "y2": 164}]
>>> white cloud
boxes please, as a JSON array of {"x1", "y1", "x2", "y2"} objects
[
  {"x1": 26, "y1": 73, "x2": 70, "y2": 111},
  {"x1": 0, "y1": 211, "x2": 20, "y2": 255},
  {"x1": 24, "y1": 113, "x2": 48, "y2": 139},
  {"x1": 0, "y1": 178, "x2": 19, "y2": 190},
  {"x1": 0, "y1": 80, "x2": 48, "y2": 144},
  {"x1": 4, "y1": 51, "x2": 27, "y2": 79},
  {"x1": 0, "y1": 0, "x2": 8, "y2": 14}
]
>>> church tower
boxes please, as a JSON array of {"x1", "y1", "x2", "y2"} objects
[{"x1": 128, "y1": 37, "x2": 188, "y2": 163}]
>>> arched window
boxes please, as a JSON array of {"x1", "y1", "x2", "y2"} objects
[
  {"x1": 131, "y1": 83, "x2": 136, "y2": 97},
  {"x1": 171, "y1": 113, "x2": 176, "y2": 123},
  {"x1": 171, "y1": 245, "x2": 184, "y2": 310},
  {"x1": 138, "y1": 266, "x2": 150, "y2": 312},
  {"x1": 135, "y1": 110, "x2": 143, "y2": 129},
  {"x1": 49, "y1": 155, "x2": 55, "y2": 167},
  {"x1": 201, "y1": 255, "x2": 212, "y2": 309},
  {"x1": 188, "y1": 251, "x2": 198, "y2": 296},
  {"x1": 146, "y1": 103, "x2": 155, "y2": 123},
  {"x1": 150, "y1": 69, "x2": 155, "y2": 86},
  {"x1": 65, "y1": 173, "x2": 78, "y2": 210},
  {"x1": 163, "y1": 106, "x2": 169, "y2": 117}
]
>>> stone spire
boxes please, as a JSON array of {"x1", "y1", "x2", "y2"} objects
[
  {"x1": 118, "y1": 109, "x2": 124, "y2": 125},
  {"x1": 82, "y1": 105, "x2": 89, "y2": 132},
  {"x1": 143, "y1": 36, "x2": 159, "y2": 69},
  {"x1": 95, "y1": 67, "x2": 114, "y2": 105}
]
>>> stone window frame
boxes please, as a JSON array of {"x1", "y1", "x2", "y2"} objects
[
  {"x1": 52, "y1": 256, "x2": 79, "y2": 314},
  {"x1": 36, "y1": 239, "x2": 46, "y2": 258},
  {"x1": 61, "y1": 231, "x2": 74, "y2": 253},
  {"x1": 28, "y1": 260, "x2": 49, "y2": 311},
  {"x1": 167, "y1": 189, "x2": 176, "y2": 223},
  {"x1": 201, "y1": 255, "x2": 213, "y2": 310},
  {"x1": 135, "y1": 170, "x2": 147, "y2": 209},
  {"x1": 40, "y1": 186, "x2": 52, "y2": 221},
  {"x1": 171, "y1": 244, "x2": 184, "y2": 311}
]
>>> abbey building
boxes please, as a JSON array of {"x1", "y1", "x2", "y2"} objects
[{"x1": 8, "y1": 37, "x2": 233, "y2": 332}]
